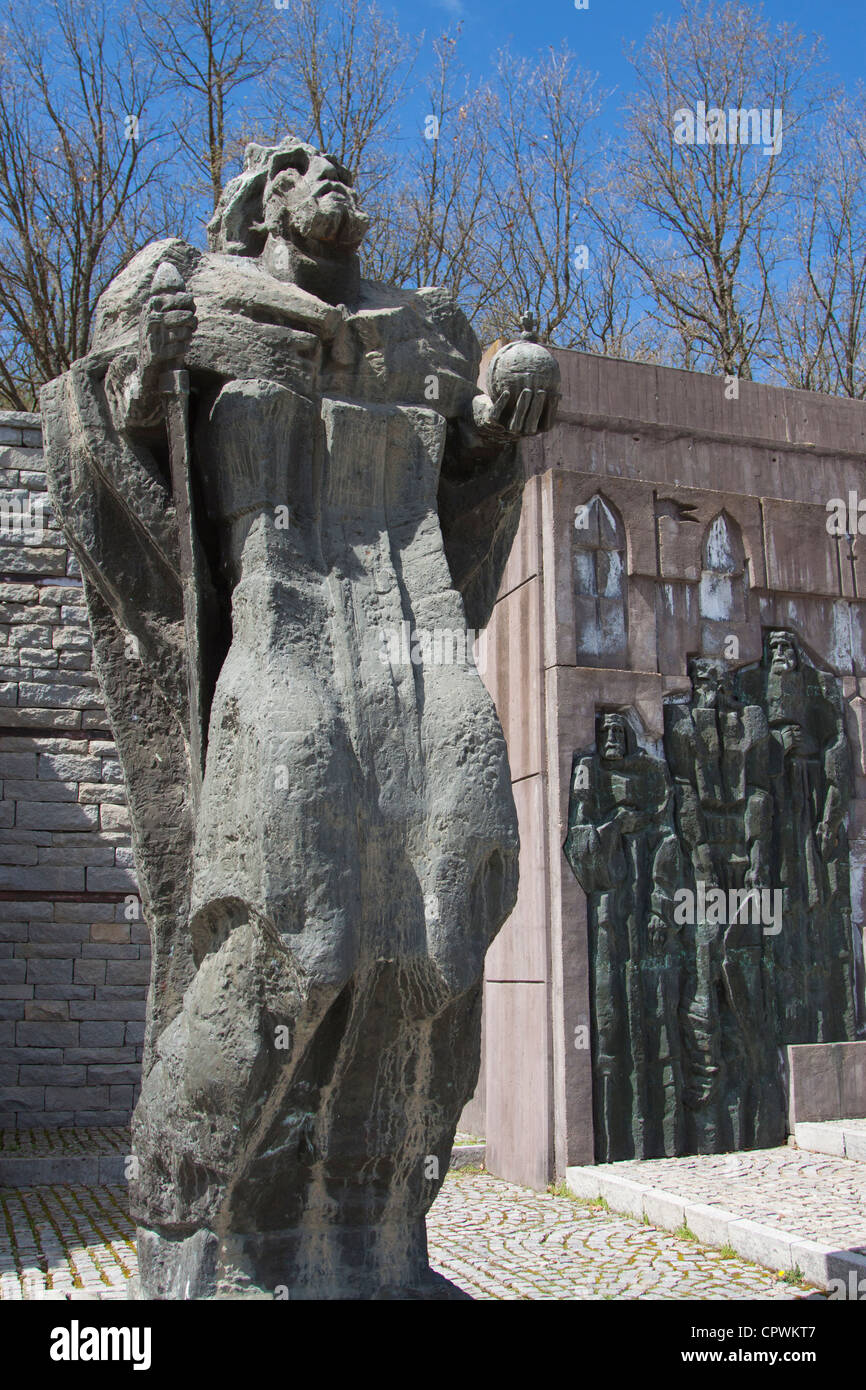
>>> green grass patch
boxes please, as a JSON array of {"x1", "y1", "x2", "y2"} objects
[{"x1": 546, "y1": 1181, "x2": 609, "y2": 1212}]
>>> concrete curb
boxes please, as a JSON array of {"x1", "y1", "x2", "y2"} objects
[
  {"x1": 449, "y1": 1144, "x2": 485, "y2": 1170},
  {"x1": 0, "y1": 1153, "x2": 127, "y2": 1187},
  {"x1": 794, "y1": 1121, "x2": 866, "y2": 1162},
  {"x1": 565, "y1": 1164, "x2": 866, "y2": 1297}
]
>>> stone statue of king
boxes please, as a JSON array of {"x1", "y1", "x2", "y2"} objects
[{"x1": 40, "y1": 137, "x2": 559, "y2": 1299}]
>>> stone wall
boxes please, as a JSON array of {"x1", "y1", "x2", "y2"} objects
[{"x1": 0, "y1": 411, "x2": 147, "y2": 1130}]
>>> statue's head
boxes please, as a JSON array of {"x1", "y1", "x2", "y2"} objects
[
  {"x1": 689, "y1": 657, "x2": 729, "y2": 709},
  {"x1": 207, "y1": 137, "x2": 369, "y2": 299},
  {"x1": 598, "y1": 712, "x2": 628, "y2": 762},
  {"x1": 768, "y1": 629, "x2": 798, "y2": 673}
]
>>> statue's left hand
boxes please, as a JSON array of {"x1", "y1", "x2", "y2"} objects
[
  {"x1": 778, "y1": 722, "x2": 803, "y2": 756},
  {"x1": 491, "y1": 384, "x2": 556, "y2": 436},
  {"x1": 477, "y1": 333, "x2": 560, "y2": 437},
  {"x1": 647, "y1": 914, "x2": 669, "y2": 953},
  {"x1": 472, "y1": 386, "x2": 556, "y2": 438}
]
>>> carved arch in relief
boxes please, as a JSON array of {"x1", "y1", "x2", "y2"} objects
[
  {"x1": 699, "y1": 509, "x2": 748, "y2": 625},
  {"x1": 573, "y1": 492, "x2": 629, "y2": 668}
]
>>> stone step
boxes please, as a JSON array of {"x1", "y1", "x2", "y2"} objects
[
  {"x1": 0, "y1": 1126, "x2": 485, "y2": 1187},
  {"x1": 793, "y1": 1119, "x2": 866, "y2": 1161},
  {"x1": 449, "y1": 1143, "x2": 485, "y2": 1170},
  {"x1": 0, "y1": 1151, "x2": 127, "y2": 1185},
  {"x1": 566, "y1": 1147, "x2": 866, "y2": 1296},
  {"x1": 0, "y1": 1125, "x2": 129, "y2": 1187}
]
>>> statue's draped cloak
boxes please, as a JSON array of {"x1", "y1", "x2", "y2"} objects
[{"x1": 40, "y1": 236, "x2": 523, "y2": 1068}]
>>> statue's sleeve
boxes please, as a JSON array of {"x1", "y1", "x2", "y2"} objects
[
  {"x1": 438, "y1": 430, "x2": 523, "y2": 633},
  {"x1": 417, "y1": 287, "x2": 525, "y2": 632},
  {"x1": 40, "y1": 309, "x2": 200, "y2": 1042}
]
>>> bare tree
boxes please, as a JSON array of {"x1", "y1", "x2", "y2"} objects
[
  {"x1": 766, "y1": 89, "x2": 866, "y2": 397},
  {"x1": 138, "y1": 0, "x2": 276, "y2": 210},
  {"x1": 2, "y1": 0, "x2": 860, "y2": 408},
  {"x1": 361, "y1": 33, "x2": 495, "y2": 304},
  {"x1": 0, "y1": 0, "x2": 176, "y2": 409},
  {"x1": 258, "y1": 0, "x2": 419, "y2": 201},
  {"x1": 474, "y1": 45, "x2": 640, "y2": 353},
  {"x1": 593, "y1": 0, "x2": 824, "y2": 378},
  {"x1": 363, "y1": 38, "x2": 646, "y2": 356}
]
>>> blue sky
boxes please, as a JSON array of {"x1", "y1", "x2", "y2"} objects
[{"x1": 388, "y1": 0, "x2": 865, "y2": 104}]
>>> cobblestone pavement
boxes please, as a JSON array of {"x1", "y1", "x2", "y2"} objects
[
  {"x1": 0, "y1": 1170, "x2": 814, "y2": 1301},
  {"x1": 427, "y1": 1172, "x2": 813, "y2": 1299},
  {"x1": 605, "y1": 1145, "x2": 866, "y2": 1255},
  {"x1": 0, "y1": 1184, "x2": 135, "y2": 1300},
  {"x1": 0, "y1": 1127, "x2": 128, "y2": 1156}
]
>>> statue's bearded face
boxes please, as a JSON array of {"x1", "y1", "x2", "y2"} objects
[
  {"x1": 600, "y1": 716, "x2": 627, "y2": 761},
  {"x1": 692, "y1": 660, "x2": 725, "y2": 707},
  {"x1": 263, "y1": 148, "x2": 369, "y2": 254},
  {"x1": 769, "y1": 634, "x2": 797, "y2": 673}
]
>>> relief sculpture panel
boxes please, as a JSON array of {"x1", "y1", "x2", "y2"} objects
[{"x1": 564, "y1": 632, "x2": 858, "y2": 1161}]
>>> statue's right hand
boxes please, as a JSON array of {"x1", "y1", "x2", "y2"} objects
[
  {"x1": 139, "y1": 264, "x2": 197, "y2": 375},
  {"x1": 140, "y1": 290, "x2": 197, "y2": 372}
]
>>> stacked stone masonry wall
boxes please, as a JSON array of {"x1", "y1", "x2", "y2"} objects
[{"x1": 0, "y1": 411, "x2": 147, "y2": 1130}]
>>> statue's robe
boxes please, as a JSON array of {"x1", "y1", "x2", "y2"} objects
[
  {"x1": 564, "y1": 749, "x2": 685, "y2": 1161},
  {"x1": 741, "y1": 658, "x2": 856, "y2": 1044},
  {"x1": 664, "y1": 695, "x2": 781, "y2": 1152},
  {"x1": 41, "y1": 237, "x2": 522, "y2": 1297}
]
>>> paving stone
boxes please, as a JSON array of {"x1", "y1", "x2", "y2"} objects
[
  {"x1": 0, "y1": 1162, "x2": 820, "y2": 1301},
  {"x1": 592, "y1": 1146, "x2": 866, "y2": 1256},
  {"x1": 426, "y1": 1172, "x2": 813, "y2": 1300}
]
